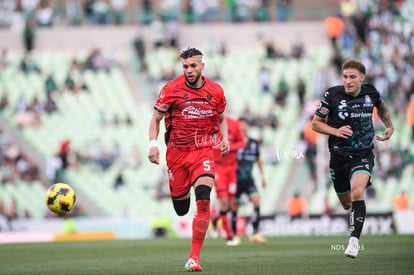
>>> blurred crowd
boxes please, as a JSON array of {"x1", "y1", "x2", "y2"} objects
[
  {"x1": 0, "y1": 0, "x2": 295, "y2": 30},
  {"x1": 330, "y1": 0, "x2": 414, "y2": 180},
  {"x1": 0, "y1": 46, "x2": 117, "y2": 131},
  {"x1": 0, "y1": 128, "x2": 39, "y2": 184}
]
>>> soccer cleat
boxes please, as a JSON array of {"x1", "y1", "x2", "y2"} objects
[
  {"x1": 209, "y1": 228, "x2": 219, "y2": 239},
  {"x1": 248, "y1": 233, "x2": 268, "y2": 244},
  {"x1": 344, "y1": 237, "x2": 359, "y2": 258},
  {"x1": 233, "y1": 235, "x2": 242, "y2": 244},
  {"x1": 184, "y1": 258, "x2": 203, "y2": 272},
  {"x1": 226, "y1": 237, "x2": 241, "y2": 246}
]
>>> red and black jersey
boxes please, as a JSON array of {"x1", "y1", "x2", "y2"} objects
[{"x1": 154, "y1": 75, "x2": 226, "y2": 151}]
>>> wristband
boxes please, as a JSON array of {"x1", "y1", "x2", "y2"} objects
[{"x1": 149, "y1": 140, "x2": 158, "y2": 148}]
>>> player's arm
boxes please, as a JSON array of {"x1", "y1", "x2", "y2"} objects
[
  {"x1": 230, "y1": 139, "x2": 246, "y2": 152},
  {"x1": 230, "y1": 124, "x2": 247, "y2": 152},
  {"x1": 312, "y1": 115, "x2": 353, "y2": 139},
  {"x1": 219, "y1": 112, "x2": 230, "y2": 156},
  {"x1": 375, "y1": 100, "x2": 394, "y2": 141},
  {"x1": 256, "y1": 155, "x2": 266, "y2": 188},
  {"x1": 148, "y1": 111, "x2": 164, "y2": 164}
]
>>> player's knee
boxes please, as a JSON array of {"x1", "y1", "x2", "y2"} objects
[
  {"x1": 172, "y1": 198, "x2": 190, "y2": 216},
  {"x1": 250, "y1": 194, "x2": 260, "y2": 207},
  {"x1": 351, "y1": 189, "x2": 365, "y2": 202},
  {"x1": 195, "y1": 185, "x2": 211, "y2": 201}
]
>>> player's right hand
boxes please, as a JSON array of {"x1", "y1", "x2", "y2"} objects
[
  {"x1": 220, "y1": 139, "x2": 230, "y2": 156},
  {"x1": 262, "y1": 178, "x2": 266, "y2": 188},
  {"x1": 148, "y1": 147, "x2": 160, "y2": 164},
  {"x1": 336, "y1": 125, "x2": 353, "y2": 139}
]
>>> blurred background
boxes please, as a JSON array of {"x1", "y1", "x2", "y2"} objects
[{"x1": 0, "y1": 0, "x2": 413, "y2": 242}]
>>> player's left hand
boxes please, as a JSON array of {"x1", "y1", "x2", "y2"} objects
[
  {"x1": 220, "y1": 139, "x2": 230, "y2": 156},
  {"x1": 376, "y1": 127, "x2": 394, "y2": 141}
]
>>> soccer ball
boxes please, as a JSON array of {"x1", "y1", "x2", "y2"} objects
[{"x1": 46, "y1": 183, "x2": 76, "y2": 215}]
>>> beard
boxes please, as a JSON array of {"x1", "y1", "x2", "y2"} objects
[{"x1": 185, "y1": 72, "x2": 202, "y2": 86}]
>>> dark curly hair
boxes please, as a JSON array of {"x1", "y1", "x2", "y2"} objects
[{"x1": 180, "y1": 47, "x2": 204, "y2": 59}]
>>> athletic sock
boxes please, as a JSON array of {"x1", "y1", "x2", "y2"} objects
[
  {"x1": 230, "y1": 210, "x2": 237, "y2": 235},
  {"x1": 220, "y1": 211, "x2": 233, "y2": 240},
  {"x1": 251, "y1": 207, "x2": 260, "y2": 234},
  {"x1": 350, "y1": 200, "x2": 366, "y2": 239},
  {"x1": 189, "y1": 199, "x2": 210, "y2": 261},
  {"x1": 211, "y1": 215, "x2": 219, "y2": 230}
]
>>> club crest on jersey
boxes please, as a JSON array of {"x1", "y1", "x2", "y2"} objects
[
  {"x1": 206, "y1": 95, "x2": 212, "y2": 101},
  {"x1": 364, "y1": 95, "x2": 373, "y2": 106}
]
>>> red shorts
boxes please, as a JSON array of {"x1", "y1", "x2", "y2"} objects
[
  {"x1": 166, "y1": 145, "x2": 215, "y2": 198},
  {"x1": 214, "y1": 164, "x2": 237, "y2": 200}
]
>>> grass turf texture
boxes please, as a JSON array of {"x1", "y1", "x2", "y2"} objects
[{"x1": 0, "y1": 235, "x2": 413, "y2": 274}]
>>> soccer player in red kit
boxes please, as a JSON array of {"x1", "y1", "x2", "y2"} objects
[
  {"x1": 213, "y1": 116, "x2": 246, "y2": 246},
  {"x1": 148, "y1": 47, "x2": 229, "y2": 272}
]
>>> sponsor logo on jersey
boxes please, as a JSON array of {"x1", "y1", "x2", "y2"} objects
[
  {"x1": 350, "y1": 112, "x2": 371, "y2": 118},
  {"x1": 194, "y1": 132, "x2": 220, "y2": 147},
  {"x1": 317, "y1": 102, "x2": 329, "y2": 116},
  {"x1": 338, "y1": 100, "x2": 348, "y2": 120},
  {"x1": 338, "y1": 112, "x2": 348, "y2": 120},
  {"x1": 320, "y1": 106, "x2": 329, "y2": 115},
  {"x1": 182, "y1": 106, "x2": 213, "y2": 119},
  {"x1": 356, "y1": 217, "x2": 364, "y2": 223},
  {"x1": 155, "y1": 102, "x2": 170, "y2": 112}
]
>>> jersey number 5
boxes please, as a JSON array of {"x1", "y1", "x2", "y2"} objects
[{"x1": 203, "y1": 160, "x2": 211, "y2": 171}]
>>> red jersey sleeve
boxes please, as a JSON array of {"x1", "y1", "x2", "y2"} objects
[
  {"x1": 154, "y1": 81, "x2": 174, "y2": 113},
  {"x1": 229, "y1": 119, "x2": 246, "y2": 152},
  {"x1": 215, "y1": 84, "x2": 226, "y2": 114}
]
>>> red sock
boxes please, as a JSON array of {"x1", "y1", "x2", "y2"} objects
[
  {"x1": 220, "y1": 212, "x2": 233, "y2": 240},
  {"x1": 189, "y1": 199, "x2": 210, "y2": 261}
]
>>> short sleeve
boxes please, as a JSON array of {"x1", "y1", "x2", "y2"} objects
[
  {"x1": 154, "y1": 82, "x2": 173, "y2": 113},
  {"x1": 372, "y1": 87, "x2": 383, "y2": 108},
  {"x1": 216, "y1": 85, "x2": 226, "y2": 114},
  {"x1": 315, "y1": 90, "x2": 331, "y2": 118}
]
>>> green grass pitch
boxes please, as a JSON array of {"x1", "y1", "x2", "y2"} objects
[{"x1": 0, "y1": 235, "x2": 413, "y2": 274}]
